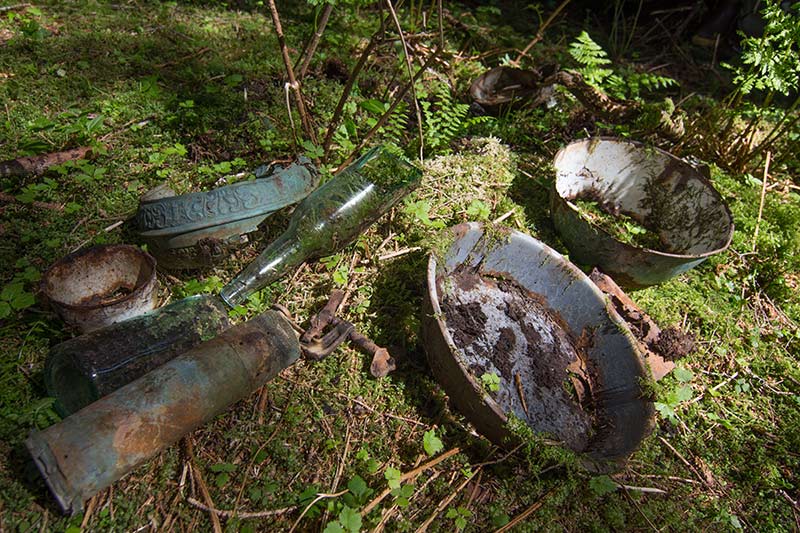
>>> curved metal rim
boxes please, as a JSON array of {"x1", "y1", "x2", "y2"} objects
[
  {"x1": 41, "y1": 244, "x2": 157, "y2": 312},
  {"x1": 426, "y1": 222, "x2": 652, "y2": 458},
  {"x1": 553, "y1": 136, "x2": 735, "y2": 260}
]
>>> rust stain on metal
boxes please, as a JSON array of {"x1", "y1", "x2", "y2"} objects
[{"x1": 41, "y1": 245, "x2": 158, "y2": 332}]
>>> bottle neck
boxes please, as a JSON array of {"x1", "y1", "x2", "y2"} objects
[{"x1": 219, "y1": 231, "x2": 306, "y2": 307}]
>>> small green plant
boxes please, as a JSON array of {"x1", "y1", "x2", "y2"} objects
[
  {"x1": 174, "y1": 276, "x2": 223, "y2": 298},
  {"x1": 403, "y1": 199, "x2": 445, "y2": 228},
  {"x1": 0, "y1": 265, "x2": 40, "y2": 319},
  {"x1": 480, "y1": 371, "x2": 501, "y2": 392},
  {"x1": 730, "y1": 1, "x2": 800, "y2": 96},
  {"x1": 422, "y1": 428, "x2": 443, "y2": 456},
  {"x1": 654, "y1": 366, "x2": 694, "y2": 424},
  {"x1": 589, "y1": 475, "x2": 618, "y2": 497},
  {"x1": 420, "y1": 83, "x2": 492, "y2": 153},
  {"x1": 465, "y1": 199, "x2": 491, "y2": 220},
  {"x1": 445, "y1": 506, "x2": 473, "y2": 531},
  {"x1": 209, "y1": 462, "x2": 236, "y2": 488},
  {"x1": 323, "y1": 505, "x2": 361, "y2": 533}
]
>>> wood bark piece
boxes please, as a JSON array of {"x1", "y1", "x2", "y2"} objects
[
  {"x1": 589, "y1": 269, "x2": 695, "y2": 380},
  {"x1": 0, "y1": 146, "x2": 93, "y2": 177}
]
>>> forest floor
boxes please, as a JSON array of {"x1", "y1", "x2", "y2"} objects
[{"x1": 1, "y1": 1, "x2": 799, "y2": 531}]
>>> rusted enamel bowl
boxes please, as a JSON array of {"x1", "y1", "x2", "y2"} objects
[
  {"x1": 41, "y1": 245, "x2": 158, "y2": 333},
  {"x1": 421, "y1": 223, "x2": 654, "y2": 470},
  {"x1": 551, "y1": 137, "x2": 734, "y2": 288}
]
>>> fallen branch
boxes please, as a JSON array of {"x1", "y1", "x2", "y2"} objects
[
  {"x1": 335, "y1": 51, "x2": 438, "y2": 172},
  {"x1": 322, "y1": 14, "x2": 388, "y2": 159},
  {"x1": 384, "y1": 0, "x2": 425, "y2": 161},
  {"x1": 0, "y1": 146, "x2": 93, "y2": 177},
  {"x1": 288, "y1": 489, "x2": 349, "y2": 533},
  {"x1": 267, "y1": 0, "x2": 318, "y2": 146},
  {"x1": 547, "y1": 70, "x2": 685, "y2": 141},
  {"x1": 0, "y1": 192, "x2": 63, "y2": 211},
  {"x1": 751, "y1": 151, "x2": 770, "y2": 253},
  {"x1": 362, "y1": 447, "x2": 461, "y2": 516},
  {"x1": 493, "y1": 488, "x2": 555, "y2": 533},
  {"x1": 513, "y1": 0, "x2": 572, "y2": 64},
  {"x1": 415, "y1": 469, "x2": 478, "y2": 532},
  {"x1": 186, "y1": 497, "x2": 298, "y2": 519}
]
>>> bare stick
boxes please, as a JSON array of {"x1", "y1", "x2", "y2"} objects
[
  {"x1": 385, "y1": 0, "x2": 425, "y2": 161},
  {"x1": 493, "y1": 488, "x2": 555, "y2": 533},
  {"x1": 186, "y1": 498, "x2": 297, "y2": 519},
  {"x1": 336, "y1": 52, "x2": 438, "y2": 172},
  {"x1": 513, "y1": 0, "x2": 572, "y2": 64},
  {"x1": 0, "y1": 192, "x2": 63, "y2": 211},
  {"x1": 322, "y1": 15, "x2": 388, "y2": 159},
  {"x1": 267, "y1": 0, "x2": 318, "y2": 146},
  {"x1": 437, "y1": 0, "x2": 444, "y2": 49},
  {"x1": 0, "y1": 146, "x2": 94, "y2": 178},
  {"x1": 362, "y1": 447, "x2": 461, "y2": 516},
  {"x1": 514, "y1": 373, "x2": 529, "y2": 415},
  {"x1": 288, "y1": 489, "x2": 349, "y2": 533},
  {"x1": 751, "y1": 151, "x2": 771, "y2": 253},
  {"x1": 189, "y1": 443, "x2": 223, "y2": 533},
  {"x1": 415, "y1": 470, "x2": 478, "y2": 532},
  {"x1": 296, "y1": 3, "x2": 334, "y2": 79}
]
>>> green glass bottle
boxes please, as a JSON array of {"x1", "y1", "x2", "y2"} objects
[
  {"x1": 46, "y1": 295, "x2": 230, "y2": 416},
  {"x1": 220, "y1": 146, "x2": 422, "y2": 307}
]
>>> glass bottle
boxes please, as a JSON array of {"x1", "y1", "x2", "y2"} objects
[
  {"x1": 219, "y1": 146, "x2": 422, "y2": 307},
  {"x1": 45, "y1": 294, "x2": 230, "y2": 416}
]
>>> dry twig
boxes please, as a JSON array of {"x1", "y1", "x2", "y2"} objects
[
  {"x1": 752, "y1": 151, "x2": 771, "y2": 253},
  {"x1": 362, "y1": 447, "x2": 462, "y2": 516},
  {"x1": 186, "y1": 498, "x2": 297, "y2": 519},
  {"x1": 493, "y1": 488, "x2": 555, "y2": 533},
  {"x1": 296, "y1": 3, "x2": 334, "y2": 79},
  {"x1": 384, "y1": 0, "x2": 425, "y2": 161},
  {"x1": 267, "y1": 0, "x2": 318, "y2": 146},
  {"x1": 513, "y1": 0, "x2": 572, "y2": 64}
]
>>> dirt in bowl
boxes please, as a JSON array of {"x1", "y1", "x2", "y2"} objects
[
  {"x1": 439, "y1": 264, "x2": 598, "y2": 452},
  {"x1": 79, "y1": 283, "x2": 135, "y2": 307},
  {"x1": 572, "y1": 196, "x2": 665, "y2": 251}
]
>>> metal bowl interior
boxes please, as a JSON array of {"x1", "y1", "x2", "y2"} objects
[
  {"x1": 41, "y1": 245, "x2": 158, "y2": 332},
  {"x1": 551, "y1": 137, "x2": 734, "y2": 287},
  {"x1": 422, "y1": 222, "x2": 654, "y2": 469}
]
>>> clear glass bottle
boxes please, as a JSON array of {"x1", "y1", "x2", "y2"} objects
[{"x1": 220, "y1": 146, "x2": 422, "y2": 307}]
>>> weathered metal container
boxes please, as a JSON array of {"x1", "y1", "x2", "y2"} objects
[
  {"x1": 551, "y1": 137, "x2": 734, "y2": 287},
  {"x1": 40, "y1": 245, "x2": 158, "y2": 333},
  {"x1": 45, "y1": 294, "x2": 230, "y2": 416},
  {"x1": 421, "y1": 222, "x2": 653, "y2": 470},
  {"x1": 133, "y1": 158, "x2": 319, "y2": 270},
  {"x1": 27, "y1": 310, "x2": 300, "y2": 515},
  {"x1": 469, "y1": 66, "x2": 555, "y2": 114}
]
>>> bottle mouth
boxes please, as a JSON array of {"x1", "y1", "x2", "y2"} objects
[{"x1": 219, "y1": 285, "x2": 244, "y2": 308}]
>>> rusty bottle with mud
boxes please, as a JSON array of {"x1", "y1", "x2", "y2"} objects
[
  {"x1": 26, "y1": 309, "x2": 300, "y2": 515},
  {"x1": 220, "y1": 146, "x2": 421, "y2": 306}
]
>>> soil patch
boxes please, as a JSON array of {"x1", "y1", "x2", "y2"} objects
[{"x1": 439, "y1": 265, "x2": 597, "y2": 452}]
